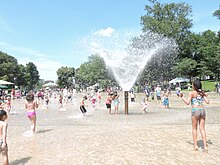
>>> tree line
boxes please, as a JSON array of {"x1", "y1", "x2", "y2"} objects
[{"x1": 0, "y1": 51, "x2": 39, "y2": 90}]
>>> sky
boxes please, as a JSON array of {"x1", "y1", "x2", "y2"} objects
[{"x1": 0, "y1": 0, "x2": 219, "y2": 81}]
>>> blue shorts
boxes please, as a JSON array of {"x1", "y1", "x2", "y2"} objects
[{"x1": 163, "y1": 98, "x2": 169, "y2": 106}]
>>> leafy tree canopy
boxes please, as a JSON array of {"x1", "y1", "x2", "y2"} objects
[
  {"x1": 56, "y1": 66, "x2": 75, "y2": 88},
  {"x1": 141, "y1": 0, "x2": 193, "y2": 42},
  {"x1": 213, "y1": 7, "x2": 220, "y2": 20}
]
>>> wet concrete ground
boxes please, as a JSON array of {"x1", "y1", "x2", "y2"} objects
[{"x1": 3, "y1": 92, "x2": 220, "y2": 165}]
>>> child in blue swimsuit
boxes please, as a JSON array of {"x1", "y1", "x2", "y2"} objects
[{"x1": 180, "y1": 78, "x2": 209, "y2": 152}]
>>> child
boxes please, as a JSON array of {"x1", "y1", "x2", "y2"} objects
[
  {"x1": 0, "y1": 110, "x2": 9, "y2": 165},
  {"x1": 155, "y1": 85, "x2": 162, "y2": 103},
  {"x1": 180, "y1": 78, "x2": 209, "y2": 152},
  {"x1": 130, "y1": 91, "x2": 136, "y2": 102},
  {"x1": 90, "y1": 94, "x2": 97, "y2": 110},
  {"x1": 25, "y1": 94, "x2": 39, "y2": 135},
  {"x1": 80, "y1": 96, "x2": 88, "y2": 115},
  {"x1": 44, "y1": 95, "x2": 50, "y2": 110},
  {"x1": 97, "y1": 90, "x2": 101, "y2": 107},
  {"x1": 5, "y1": 97, "x2": 11, "y2": 114},
  {"x1": 58, "y1": 94, "x2": 64, "y2": 110},
  {"x1": 113, "y1": 92, "x2": 119, "y2": 114},
  {"x1": 175, "y1": 85, "x2": 181, "y2": 97},
  {"x1": 141, "y1": 97, "x2": 148, "y2": 113},
  {"x1": 106, "y1": 93, "x2": 113, "y2": 114},
  {"x1": 162, "y1": 89, "x2": 169, "y2": 109}
]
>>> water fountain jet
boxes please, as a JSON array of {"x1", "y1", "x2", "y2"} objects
[{"x1": 87, "y1": 30, "x2": 177, "y2": 114}]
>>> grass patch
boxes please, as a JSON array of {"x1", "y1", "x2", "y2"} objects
[{"x1": 201, "y1": 80, "x2": 217, "y2": 92}]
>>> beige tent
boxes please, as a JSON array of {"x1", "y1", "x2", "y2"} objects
[{"x1": 0, "y1": 80, "x2": 14, "y2": 85}]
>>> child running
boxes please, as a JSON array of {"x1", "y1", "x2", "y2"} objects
[
  {"x1": 80, "y1": 96, "x2": 88, "y2": 115},
  {"x1": 0, "y1": 110, "x2": 9, "y2": 165},
  {"x1": 180, "y1": 78, "x2": 209, "y2": 152},
  {"x1": 25, "y1": 93, "x2": 39, "y2": 135}
]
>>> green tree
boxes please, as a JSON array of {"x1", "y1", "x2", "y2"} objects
[
  {"x1": 198, "y1": 30, "x2": 220, "y2": 79},
  {"x1": 197, "y1": 61, "x2": 214, "y2": 79},
  {"x1": 141, "y1": 0, "x2": 192, "y2": 43},
  {"x1": 140, "y1": 0, "x2": 193, "y2": 83},
  {"x1": 16, "y1": 64, "x2": 27, "y2": 87},
  {"x1": 173, "y1": 58, "x2": 197, "y2": 79},
  {"x1": 56, "y1": 66, "x2": 75, "y2": 88},
  {"x1": 76, "y1": 54, "x2": 112, "y2": 89},
  {"x1": 0, "y1": 51, "x2": 19, "y2": 82},
  {"x1": 25, "y1": 62, "x2": 40, "y2": 90},
  {"x1": 213, "y1": 7, "x2": 220, "y2": 20}
]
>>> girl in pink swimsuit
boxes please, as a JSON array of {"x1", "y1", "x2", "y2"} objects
[{"x1": 25, "y1": 94, "x2": 39, "y2": 134}]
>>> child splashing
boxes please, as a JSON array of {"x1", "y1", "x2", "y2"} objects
[{"x1": 25, "y1": 94, "x2": 39, "y2": 135}]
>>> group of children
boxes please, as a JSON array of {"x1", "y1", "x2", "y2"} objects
[
  {"x1": 79, "y1": 91, "x2": 102, "y2": 115},
  {"x1": 105, "y1": 91, "x2": 120, "y2": 114}
]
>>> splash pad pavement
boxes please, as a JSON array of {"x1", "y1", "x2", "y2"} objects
[{"x1": 4, "y1": 92, "x2": 220, "y2": 165}]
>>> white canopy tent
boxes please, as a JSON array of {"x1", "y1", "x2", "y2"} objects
[
  {"x1": 169, "y1": 77, "x2": 190, "y2": 85},
  {"x1": 0, "y1": 80, "x2": 14, "y2": 85},
  {"x1": 169, "y1": 77, "x2": 190, "y2": 89}
]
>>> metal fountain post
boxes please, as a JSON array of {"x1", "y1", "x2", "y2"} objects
[{"x1": 124, "y1": 91, "x2": 129, "y2": 114}]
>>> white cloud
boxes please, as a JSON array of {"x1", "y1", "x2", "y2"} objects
[{"x1": 93, "y1": 27, "x2": 115, "y2": 37}]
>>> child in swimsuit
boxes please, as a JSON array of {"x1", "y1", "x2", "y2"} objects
[
  {"x1": 162, "y1": 89, "x2": 169, "y2": 109},
  {"x1": 113, "y1": 92, "x2": 119, "y2": 114},
  {"x1": 106, "y1": 93, "x2": 113, "y2": 114},
  {"x1": 25, "y1": 94, "x2": 39, "y2": 135},
  {"x1": 80, "y1": 96, "x2": 88, "y2": 115},
  {"x1": 58, "y1": 94, "x2": 65, "y2": 110},
  {"x1": 180, "y1": 78, "x2": 209, "y2": 152},
  {"x1": 0, "y1": 110, "x2": 9, "y2": 165},
  {"x1": 90, "y1": 94, "x2": 97, "y2": 110}
]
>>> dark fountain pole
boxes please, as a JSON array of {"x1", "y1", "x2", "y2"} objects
[{"x1": 124, "y1": 91, "x2": 129, "y2": 114}]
